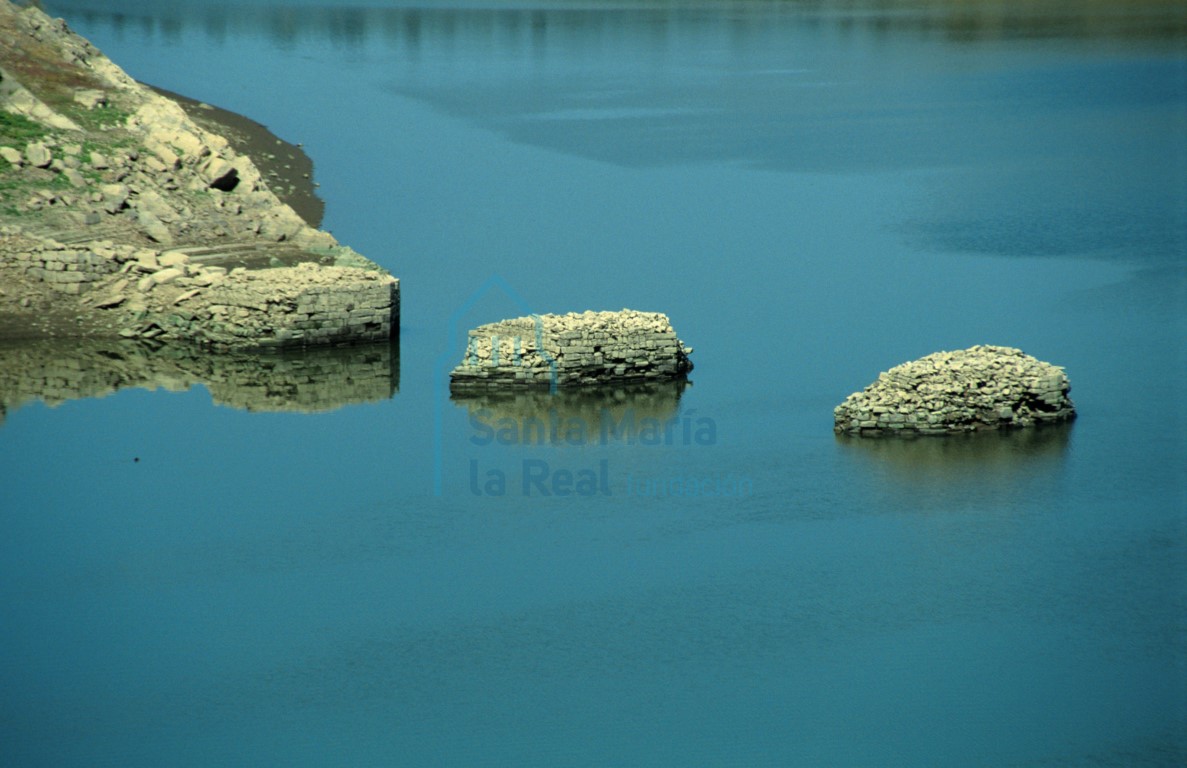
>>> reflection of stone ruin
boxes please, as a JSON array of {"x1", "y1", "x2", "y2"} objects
[
  {"x1": 452, "y1": 378, "x2": 689, "y2": 444},
  {"x1": 0, "y1": 338, "x2": 398, "y2": 423},
  {"x1": 837, "y1": 420, "x2": 1072, "y2": 472},
  {"x1": 450, "y1": 310, "x2": 693, "y2": 389}
]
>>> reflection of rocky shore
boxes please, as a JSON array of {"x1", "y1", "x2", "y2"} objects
[
  {"x1": 63, "y1": 1, "x2": 1187, "y2": 50},
  {"x1": 452, "y1": 379, "x2": 690, "y2": 443},
  {"x1": 0, "y1": 337, "x2": 398, "y2": 422}
]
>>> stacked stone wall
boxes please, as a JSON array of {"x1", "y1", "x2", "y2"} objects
[
  {"x1": 1, "y1": 229, "x2": 398, "y2": 349},
  {"x1": 8, "y1": 239, "x2": 122, "y2": 293},
  {"x1": 152, "y1": 262, "x2": 398, "y2": 349},
  {"x1": 450, "y1": 309, "x2": 693, "y2": 389}
]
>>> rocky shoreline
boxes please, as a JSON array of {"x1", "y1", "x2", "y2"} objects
[
  {"x1": 2, "y1": 2, "x2": 1087, "y2": 438},
  {"x1": 147, "y1": 83, "x2": 325, "y2": 230},
  {"x1": 0, "y1": 0, "x2": 397, "y2": 349}
]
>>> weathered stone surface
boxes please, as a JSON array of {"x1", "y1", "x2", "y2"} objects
[
  {"x1": 143, "y1": 138, "x2": 179, "y2": 171},
  {"x1": 91, "y1": 293, "x2": 126, "y2": 309},
  {"x1": 0, "y1": 146, "x2": 21, "y2": 166},
  {"x1": 202, "y1": 156, "x2": 239, "y2": 191},
  {"x1": 834, "y1": 345, "x2": 1075, "y2": 436},
  {"x1": 73, "y1": 88, "x2": 106, "y2": 109},
  {"x1": 169, "y1": 129, "x2": 207, "y2": 161},
  {"x1": 133, "y1": 250, "x2": 160, "y2": 272},
  {"x1": 451, "y1": 309, "x2": 693, "y2": 389},
  {"x1": 100, "y1": 183, "x2": 129, "y2": 213},
  {"x1": 150, "y1": 266, "x2": 183, "y2": 286},
  {"x1": 62, "y1": 168, "x2": 86, "y2": 187},
  {"x1": 172, "y1": 288, "x2": 201, "y2": 305},
  {"x1": 136, "y1": 211, "x2": 173, "y2": 244},
  {"x1": 131, "y1": 189, "x2": 174, "y2": 221},
  {"x1": 24, "y1": 142, "x2": 51, "y2": 168},
  {"x1": 157, "y1": 251, "x2": 189, "y2": 269}
]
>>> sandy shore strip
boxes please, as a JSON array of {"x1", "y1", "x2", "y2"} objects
[{"x1": 149, "y1": 84, "x2": 324, "y2": 228}]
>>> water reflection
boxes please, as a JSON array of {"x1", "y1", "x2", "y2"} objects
[
  {"x1": 0, "y1": 338, "x2": 399, "y2": 422},
  {"x1": 451, "y1": 378, "x2": 689, "y2": 444},
  {"x1": 838, "y1": 420, "x2": 1070, "y2": 462},
  {"x1": 44, "y1": 0, "x2": 1186, "y2": 266},
  {"x1": 835, "y1": 423, "x2": 1073, "y2": 504},
  {"x1": 47, "y1": 1, "x2": 1187, "y2": 50}
]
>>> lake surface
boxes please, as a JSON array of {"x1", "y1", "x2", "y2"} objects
[{"x1": 4, "y1": 1, "x2": 1186, "y2": 765}]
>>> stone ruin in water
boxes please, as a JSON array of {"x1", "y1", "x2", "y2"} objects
[
  {"x1": 834, "y1": 345, "x2": 1075, "y2": 436},
  {"x1": 450, "y1": 309, "x2": 693, "y2": 389}
]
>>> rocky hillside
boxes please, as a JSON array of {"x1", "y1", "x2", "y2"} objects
[{"x1": 0, "y1": 0, "x2": 398, "y2": 347}]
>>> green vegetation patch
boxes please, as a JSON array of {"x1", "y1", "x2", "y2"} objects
[
  {"x1": 0, "y1": 109, "x2": 49, "y2": 145},
  {"x1": 0, "y1": 170, "x2": 27, "y2": 215},
  {"x1": 68, "y1": 103, "x2": 134, "y2": 133}
]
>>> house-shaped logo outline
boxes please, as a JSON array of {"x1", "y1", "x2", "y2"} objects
[{"x1": 432, "y1": 274, "x2": 558, "y2": 495}]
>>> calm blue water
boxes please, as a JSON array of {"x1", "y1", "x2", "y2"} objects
[{"x1": 3, "y1": 1, "x2": 1186, "y2": 765}]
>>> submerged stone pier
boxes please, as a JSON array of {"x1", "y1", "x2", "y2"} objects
[
  {"x1": 450, "y1": 309, "x2": 693, "y2": 389},
  {"x1": 834, "y1": 345, "x2": 1075, "y2": 436}
]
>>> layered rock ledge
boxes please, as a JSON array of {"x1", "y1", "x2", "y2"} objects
[
  {"x1": 0, "y1": 0, "x2": 398, "y2": 348},
  {"x1": 834, "y1": 345, "x2": 1075, "y2": 436},
  {"x1": 450, "y1": 309, "x2": 693, "y2": 389}
]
